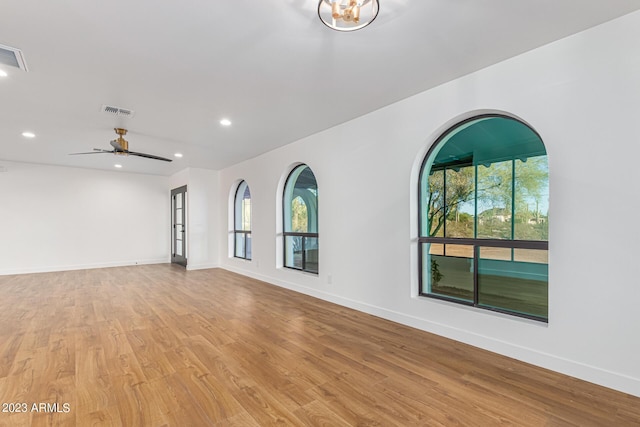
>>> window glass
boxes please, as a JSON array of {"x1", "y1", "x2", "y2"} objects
[
  {"x1": 445, "y1": 166, "x2": 475, "y2": 239},
  {"x1": 423, "y1": 243, "x2": 474, "y2": 303},
  {"x1": 478, "y1": 247, "x2": 548, "y2": 318},
  {"x1": 233, "y1": 181, "x2": 252, "y2": 260},
  {"x1": 284, "y1": 166, "x2": 318, "y2": 233},
  {"x1": 426, "y1": 169, "x2": 445, "y2": 237},
  {"x1": 514, "y1": 156, "x2": 549, "y2": 241},
  {"x1": 234, "y1": 181, "x2": 251, "y2": 232},
  {"x1": 477, "y1": 160, "x2": 512, "y2": 240},
  {"x1": 235, "y1": 233, "x2": 245, "y2": 258},
  {"x1": 283, "y1": 165, "x2": 318, "y2": 273},
  {"x1": 419, "y1": 115, "x2": 548, "y2": 321}
]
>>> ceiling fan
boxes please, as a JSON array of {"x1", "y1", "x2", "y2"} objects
[{"x1": 70, "y1": 128, "x2": 172, "y2": 162}]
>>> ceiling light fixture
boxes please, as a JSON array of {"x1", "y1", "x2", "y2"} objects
[
  {"x1": 114, "y1": 164, "x2": 123, "y2": 168},
  {"x1": 318, "y1": 0, "x2": 379, "y2": 32},
  {"x1": 21, "y1": 131, "x2": 35, "y2": 138},
  {"x1": 220, "y1": 118, "x2": 232, "y2": 126},
  {"x1": 174, "y1": 153, "x2": 183, "y2": 158}
]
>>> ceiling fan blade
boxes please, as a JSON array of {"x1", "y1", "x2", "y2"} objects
[
  {"x1": 69, "y1": 149, "x2": 115, "y2": 155},
  {"x1": 127, "y1": 151, "x2": 173, "y2": 162}
]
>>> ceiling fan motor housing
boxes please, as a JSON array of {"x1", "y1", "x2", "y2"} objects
[{"x1": 113, "y1": 128, "x2": 129, "y2": 152}]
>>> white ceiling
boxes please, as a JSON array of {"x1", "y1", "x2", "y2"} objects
[{"x1": 1, "y1": 0, "x2": 639, "y2": 176}]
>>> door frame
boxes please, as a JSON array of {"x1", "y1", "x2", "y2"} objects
[{"x1": 171, "y1": 185, "x2": 187, "y2": 267}]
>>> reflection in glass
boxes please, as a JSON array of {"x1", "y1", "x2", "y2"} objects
[
  {"x1": 514, "y1": 156, "x2": 548, "y2": 241},
  {"x1": 445, "y1": 244, "x2": 473, "y2": 258},
  {"x1": 514, "y1": 248, "x2": 548, "y2": 264},
  {"x1": 426, "y1": 170, "x2": 445, "y2": 237},
  {"x1": 246, "y1": 234, "x2": 252, "y2": 260},
  {"x1": 445, "y1": 166, "x2": 475, "y2": 238},
  {"x1": 429, "y1": 243, "x2": 444, "y2": 256},
  {"x1": 479, "y1": 246, "x2": 511, "y2": 261},
  {"x1": 175, "y1": 208, "x2": 183, "y2": 225},
  {"x1": 291, "y1": 196, "x2": 308, "y2": 232},
  {"x1": 285, "y1": 236, "x2": 303, "y2": 269},
  {"x1": 176, "y1": 193, "x2": 182, "y2": 209},
  {"x1": 304, "y1": 237, "x2": 319, "y2": 273},
  {"x1": 477, "y1": 160, "x2": 512, "y2": 239},
  {"x1": 176, "y1": 242, "x2": 183, "y2": 257},
  {"x1": 478, "y1": 247, "x2": 548, "y2": 318},
  {"x1": 424, "y1": 243, "x2": 474, "y2": 303},
  {"x1": 234, "y1": 181, "x2": 252, "y2": 232},
  {"x1": 235, "y1": 234, "x2": 245, "y2": 258},
  {"x1": 284, "y1": 166, "x2": 318, "y2": 233}
]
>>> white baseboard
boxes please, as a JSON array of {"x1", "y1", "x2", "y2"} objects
[
  {"x1": 186, "y1": 262, "x2": 219, "y2": 271},
  {"x1": 0, "y1": 258, "x2": 169, "y2": 276},
  {"x1": 220, "y1": 264, "x2": 640, "y2": 398}
]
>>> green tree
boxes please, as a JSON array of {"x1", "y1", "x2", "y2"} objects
[
  {"x1": 291, "y1": 196, "x2": 308, "y2": 232},
  {"x1": 427, "y1": 167, "x2": 475, "y2": 237},
  {"x1": 426, "y1": 156, "x2": 548, "y2": 240}
]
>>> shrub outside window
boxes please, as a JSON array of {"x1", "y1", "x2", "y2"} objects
[
  {"x1": 234, "y1": 180, "x2": 252, "y2": 260},
  {"x1": 419, "y1": 115, "x2": 549, "y2": 321},
  {"x1": 283, "y1": 165, "x2": 318, "y2": 273}
]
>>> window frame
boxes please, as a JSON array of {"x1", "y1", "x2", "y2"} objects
[
  {"x1": 282, "y1": 165, "x2": 319, "y2": 274},
  {"x1": 418, "y1": 114, "x2": 548, "y2": 322},
  {"x1": 233, "y1": 180, "x2": 252, "y2": 260}
]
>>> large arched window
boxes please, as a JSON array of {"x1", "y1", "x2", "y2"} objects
[
  {"x1": 283, "y1": 164, "x2": 318, "y2": 273},
  {"x1": 234, "y1": 180, "x2": 251, "y2": 260},
  {"x1": 419, "y1": 115, "x2": 549, "y2": 321}
]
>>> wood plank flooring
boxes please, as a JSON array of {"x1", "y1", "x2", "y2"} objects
[{"x1": 0, "y1": 264, "x2": 638, "y2": 426}]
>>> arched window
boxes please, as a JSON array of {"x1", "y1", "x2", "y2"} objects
[
  {"x1": 234, "y1": 180, "x2": 251, "y2": 260},
  {"x1": 419, "y1": 115, "x2": 549, "y2": 321},
  {"x1": 283, "y1": 165, "x2": 318, "y2": 273}
]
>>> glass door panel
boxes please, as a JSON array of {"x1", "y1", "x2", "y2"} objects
[{"x1": 171, "y1": 186, "x2": 187, "y2": 267}]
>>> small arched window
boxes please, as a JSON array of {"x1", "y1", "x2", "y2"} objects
[
  {"x1": 234, "y1": 180, "x2": 251, "y2": 260},
  {"x1": 283, "y1": 165, "x2": 318, "y2": 273},
  {"x1": 419, "y1": 114, "x2": 549, "y2": 321}
]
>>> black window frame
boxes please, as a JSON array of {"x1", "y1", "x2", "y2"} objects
[
  {"x1": 233, "y1": 180, "x2": 252, "y2": 260},
  {"x1": 282, "y1": 165, "x2": 319, "y2": 274},
  {"x1": 418, "y1": 114, "x2": 549, "y2": 322}
]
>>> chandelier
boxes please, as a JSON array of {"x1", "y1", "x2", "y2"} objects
[{"x1": 317, "y1": 0, "x2": 379, "y2": 32}]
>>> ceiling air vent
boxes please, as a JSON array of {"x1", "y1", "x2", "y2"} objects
[
  {"x1": 101, "y1": 104, "x2": 135, "y2": 118},
  {"x1": 0, "y1": 43, "x2": 28, "y2": 71}
]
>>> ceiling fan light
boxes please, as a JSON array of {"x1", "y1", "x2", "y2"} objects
[{"x1": 318, "y1": 0, "x2": 379, "y2": 32}]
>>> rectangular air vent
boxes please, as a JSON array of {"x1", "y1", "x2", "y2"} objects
[
  {"x1": 0, "y1": 44, "x2": 28, "y2": 71},
  {"x1": 101, "y1": 104, "x2": 135, "y2": 118}
]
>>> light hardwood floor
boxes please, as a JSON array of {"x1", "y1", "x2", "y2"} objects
[{"x1": 0, "y1": 265, "x2": 638, "y2": 426}]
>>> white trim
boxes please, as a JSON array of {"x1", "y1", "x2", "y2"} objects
[
  {"x1": 186, "y1": 262, "x2": 219, "y2": 271},
  {"x1": 0, "y1": 258, "x2": 169, "y2": 276}
]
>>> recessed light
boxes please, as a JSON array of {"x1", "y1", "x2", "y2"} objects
[
  {"x1": 114, "y1": 164, "x2": 123, "y2": 168},
  {"x1": 21, "y1": 131, "x2": 35, "y2": 138},
  {"x1": 174, "y1": 153, "x2": 183, "y2": 158},
  {"x1": 0, "y1": 70, "x2": 7, "y2": 78},
  {"x1": 220, "y1": 118, "x2": 232, "y2": 126}
]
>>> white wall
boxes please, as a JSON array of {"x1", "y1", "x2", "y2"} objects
[
  {"x1": 0, "y1": 161, "x2": 170, "y2": 274},
  {"x1": 217, "y1": 11, "x2": 640, "y2": 397},
  {"x1": 186, "y1": 168, "x2": 220, "y2": 270},
  {"x1": 169, "y1": 167, "x2": 220, "y2": 270}
]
